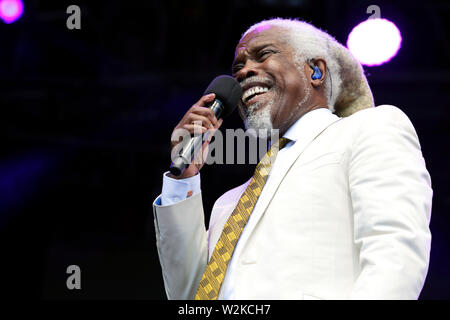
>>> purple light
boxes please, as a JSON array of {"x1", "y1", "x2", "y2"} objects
[
  {"x1": 0, "y1": 0, "x2": 24, "y2": 24},
  {"x1": 347, "y1": 18, "x2": 402, "y2": 66}
]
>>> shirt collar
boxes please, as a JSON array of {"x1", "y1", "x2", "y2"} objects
[{"x1": 283, "y1": 107, "x2": 333, "y2": 142}]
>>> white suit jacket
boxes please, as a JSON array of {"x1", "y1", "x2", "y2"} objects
[{"x1": 153, "y1": 105, "x2": 433, "y2": 300}]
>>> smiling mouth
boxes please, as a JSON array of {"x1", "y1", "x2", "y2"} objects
[{"x1": 241, "y1": 85, "x2": 272, "y2": 106}]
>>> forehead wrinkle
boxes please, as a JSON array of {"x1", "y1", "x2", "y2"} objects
[
  {"x1": 235, "y1": 30, "x2": 273, "y2": 57},
  {"x1": 235, "y1": 43, "x2": 276, "y2": 61},
  {"x1": 235, "y1": 41, "x2": 254, "y2": 59},
  {"x1": 235, "y1": 28, "x2": 291, "y2": 58}
]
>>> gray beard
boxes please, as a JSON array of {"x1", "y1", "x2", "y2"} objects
[{"x1": 244, "y1": 99, "x2": 274, "y2": 138}]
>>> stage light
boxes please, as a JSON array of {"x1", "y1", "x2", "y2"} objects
[
  {"x1": 0, "y1": 0, "x2": 24, "y2": 24},
  {"x1": 347, "y1": 18, "x2": 402, "y2": 66}
]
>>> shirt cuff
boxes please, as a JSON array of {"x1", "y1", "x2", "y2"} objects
[{"x1": 160, "y1": 171, "x2": 201, "y2": 206}]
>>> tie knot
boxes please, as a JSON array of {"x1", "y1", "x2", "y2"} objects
[{"x1": 256, "y1": 137, "x2": 291, "y2": 169}]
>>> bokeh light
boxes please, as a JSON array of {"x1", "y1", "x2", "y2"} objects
[
  {"x1": 0, "y1": 0, "x2": 24, "y2": 24},
  {"x1": 347, "y1": 18, "x2": 402, "y2": 66}
]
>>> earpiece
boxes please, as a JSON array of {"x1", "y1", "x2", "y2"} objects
[
  {"x1": 308, "y1": 59, "x2": 322, "y2": 80},
  {"x1": 311, "y1": 66, "x2": 322, "y2": 80}
]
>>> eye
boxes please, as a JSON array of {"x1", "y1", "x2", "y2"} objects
[
  {"x1": 232, "y1": 63, "x2": 244, "y2": 76},
  {"x1": 257, "y1": 49, "x2": 274, "y2": 61},
  {"x1": 231, "y1": 48, "x2": 276, "y2": 75}
]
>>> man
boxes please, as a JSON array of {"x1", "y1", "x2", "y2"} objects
[{"x1": 153, "y1": 18, "x2": 433, "y2": 300}]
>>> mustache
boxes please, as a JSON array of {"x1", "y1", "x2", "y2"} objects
[{"x1": 239, "y1": 76, "x2": 273, "y2": 88}]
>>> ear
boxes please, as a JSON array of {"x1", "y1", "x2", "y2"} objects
[{"x1": 308, "y1": 58, "x2": 327, "y2": 88}]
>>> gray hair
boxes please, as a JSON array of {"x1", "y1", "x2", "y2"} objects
[{"x1": 242, "y1": 18, "x2": 375, "y2": 117}]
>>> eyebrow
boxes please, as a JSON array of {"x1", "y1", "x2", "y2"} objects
[{"x1": 232, "y1": 42, "x2": 276, "y2": 70}]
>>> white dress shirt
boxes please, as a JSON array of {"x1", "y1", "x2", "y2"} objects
[{"x1": 159, "y1": 107, "x2": 335, "y2": 299}]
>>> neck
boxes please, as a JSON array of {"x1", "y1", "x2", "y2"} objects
[{"x1": 277, "y1": 102, "x2": 327, "y2": 136}]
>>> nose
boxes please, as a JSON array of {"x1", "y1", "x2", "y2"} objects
[{"x1": 235, "y1": 59, "x2": 259, "y2": 83}]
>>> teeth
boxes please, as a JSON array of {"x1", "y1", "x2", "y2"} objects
[{"x1": 242, "y1": 86, "x2": 269, "y2": 102}]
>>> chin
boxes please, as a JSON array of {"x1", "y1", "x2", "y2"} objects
[{"x1": 244, "y1": 101, "x2": 274, "y2": 138}]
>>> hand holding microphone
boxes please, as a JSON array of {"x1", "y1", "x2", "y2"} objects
[
  {"x1": 169, "y1": 75, "x2": 242, "y2": 178},
  {"x1": 169, "y1": 93, "x2": 221, "y2": 179}
]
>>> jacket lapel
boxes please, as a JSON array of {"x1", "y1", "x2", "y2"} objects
[{"x1": 240, "y1": 112, "x2": 343, "y2": 243}]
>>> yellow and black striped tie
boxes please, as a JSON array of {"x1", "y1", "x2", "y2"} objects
[{"x1": 195, "y1": 137, "x2": 291, "y2": 300}]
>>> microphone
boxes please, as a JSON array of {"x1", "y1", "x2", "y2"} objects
[{"x1": 169, "y1": 75, "x2": 242, "y2": 176}]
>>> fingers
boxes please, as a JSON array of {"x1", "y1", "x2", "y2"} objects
[
  {"x1": 206, "y1": 118, "x2": 223, "y2": 138},
  {"x1": 195, "y1": 118, "x2": 223, "y2": 167},
  {"x1": 172, "y1": 93, "x2": 221, "y2": 150},
  {"x1": 217, "y1": 117, "x2": 223, "y2": 129},
  {"x1": 187, "y1": 106, "x2": 218, "y2": 128},
  {"x1": 182, "y1": 123, "x2": 208, "y2": 134},
  {"x1": 188, "y1": 93, "x2": 219, "y2": 126},
  {"x1": 182, "y1": 117, "x2": 222, "y2": 136},
  {"x1": 194, "y1": 93, "x2": 216, "y2": 108},
  {"x1": 185, "y1": 113, "x2": 215, "y2": 130}
]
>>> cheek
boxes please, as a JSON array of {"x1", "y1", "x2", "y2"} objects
[
  {"x1": 264, "y1": 59, "x2": 309, "y2": 115},
  {"x1": 266, "y1": 59, "x2": 304, "y2": 94},
  {"x1": 285, "y1": 68, "x2": 308, "y2": 101}
]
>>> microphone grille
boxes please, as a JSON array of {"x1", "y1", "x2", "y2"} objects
[{"x1": 203, "y1": 75, "x2": 242, "y2": 118}]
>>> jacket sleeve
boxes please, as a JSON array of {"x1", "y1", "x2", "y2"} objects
[
  {"x1": 153, "y1": 192, "x2": 208, "y2": 299},
  {"x1": 349, "y1": 105, "x2": 433, "y2": 299}
]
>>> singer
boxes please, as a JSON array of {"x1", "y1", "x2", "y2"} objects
[{"x1": 153, "y1": 18, "x2": 433, "y2": 300}]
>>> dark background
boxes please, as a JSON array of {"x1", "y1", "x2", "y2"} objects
[{"x1": 0, "y1": 0, "x2": 449, "y2": 299}]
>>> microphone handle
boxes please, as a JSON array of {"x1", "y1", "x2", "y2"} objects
[{"x1": 169, "y1": 99, "x2": 224, "y2": 176}]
